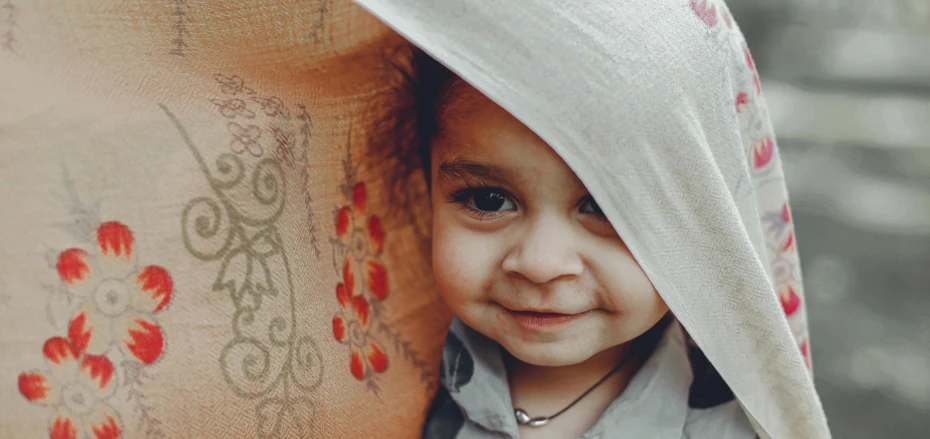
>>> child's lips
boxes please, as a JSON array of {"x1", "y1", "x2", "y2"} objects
[{"x1": 504, "y1": 308, "x2": 590, "y2": 330}]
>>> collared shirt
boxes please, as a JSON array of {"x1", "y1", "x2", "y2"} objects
[{"x1": 423, "y1": 318, "x2": 757, "y2": 439}]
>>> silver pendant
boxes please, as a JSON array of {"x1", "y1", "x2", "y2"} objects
[
  {"x1": 514, "y1": 409, "x2": 550, "y2": 427},
  {"x1": 511, "y1": 354, "x2": 632, "y2": 429}
]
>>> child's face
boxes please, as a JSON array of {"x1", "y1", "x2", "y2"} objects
[{"x1": 430, "y1": 83, "x2": 669, "y2": 367}]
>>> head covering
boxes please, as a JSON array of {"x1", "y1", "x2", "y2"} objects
[{"x1": 355, "y1": 0, "x2": 829, "y2": 437}]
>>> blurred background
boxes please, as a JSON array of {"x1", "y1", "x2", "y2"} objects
[{"x1": 727, "y1": 1, "x2": 930, "y2": 437}]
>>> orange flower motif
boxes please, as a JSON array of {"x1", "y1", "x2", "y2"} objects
[
  {"x1": 332, "y1": 281, "x2": 388, "y2": 380},
  {"x1": 332, "y1": 181, "x2": 391, "y2": 381},
  {"x1": 335, "y1": 183, "x2": 389, "y2": 301},
  {"x1": 18, "y1": 337, "x2": 122, "y2": 439},
  {"x1": 56, "y1": 222, "x2": 172, "y2": 364}
]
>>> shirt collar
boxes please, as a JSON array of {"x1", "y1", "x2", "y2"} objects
[
  {"x1": 442, "y1": 318, "x2": 693, "y2": 438},
  {"x1": 445, "y1": 318, "x2": 520, "y2": 435}
]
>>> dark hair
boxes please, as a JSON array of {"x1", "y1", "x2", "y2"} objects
[
  {"x1": 410, "y1": 48, "x2": 463, "y2": 185},
  {"x1": 374, "y1": 45, "x2": 460, "y2": 187},
  {"x1": 363, "y1": 45, "x2": 461, "y2": 241},
  {"x1": 370, "y1": 46, "x2": 733, "y2": 409}
]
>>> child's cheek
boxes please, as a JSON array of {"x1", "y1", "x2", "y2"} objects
[
  {"x1": 431, "y1": 216, "x2": 494, "y2": 310},
  {"x1": 593, "y1": 246, "x2": 669, "y2": 335}
]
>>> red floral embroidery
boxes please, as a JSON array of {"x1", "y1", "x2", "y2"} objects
[
  {"x1": 19, "y1": 373, "x2": 49, "y2": 401},
  {"x1": 136, "y1": 266, "x2": 173, "y2": 313},
  {"x1": 80, "y1": 355, "x2": 116, "y2": 389},
  {"x1": 735, "y1": 92, "x2": 749, "y2": 113},
  {"x1": 367, "y1": 260, "x2": 388, "y2": 301},
  {"x1": 334, "y1": 183, "x2": 389, "y2": 301},
  {"x1": 779, "y1": 285, "x2": 801, "y2": 316},
  {"x1": 691, "y1": 0, "x2": 718, "y2": 28},
  {"x1": 57, "y1": 249, "x2": 91, "y2": 285},
  {"x1": 367, "y1": 342, "x2": 388, "y2": 374},
  {"x1": 332, "y1": 283, "x2": 388, "y2": 380},
  {"x1": 332, "y1": 181, "x2": 394, "y2": 382},
  {"x1": 97, "y1": 221, "x2": 133, "y2": 260},
  {"x1": 366, "y1": 216, "x2": 384, "y2": 255},
  {"x1": 781, "y1": 202, "x2": 792, "y2": 224},
  {"x1": 353, "y1": 183, "x2": 368, "y2": 217},
  {"x1": 44, "y1": 336, "x2": 80, "y2": 364},
  {"x1": 91, "y1": 415, "x2": 121, "y2": 439},
  {"x1": 781, "y1": 231, "x2": 795, "y2": 253},
  {"x1": 50, "y1": 414, "x2": 79, "y2": 439},
  {"x1": 125, "y1": 319, "x2": 165, "y2": 365},
  {"x1": 752, "y1": 136, "x2": 774, "y2": 169},
  {"x1": 67, "y1": 312, "x2": 92, "y2": 355},
  {"x1": 343, "y1": 258, "x2": 356, "y2": 298},
  {"x1": 18, "y1": 337, "x2": 123, "y2": 439},
  {"x1": 336, "y1": 207, "x2": 352, "y2": 238},
  {"x1": 56, "y1": 222, "x2": 172, "y2": 364}
]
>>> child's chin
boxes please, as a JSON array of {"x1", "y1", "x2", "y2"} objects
[{"x1": 499, "y1": 340, "x2": 597, "y2": 367}]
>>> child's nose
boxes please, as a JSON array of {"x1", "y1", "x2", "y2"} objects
[{"x1": 501, "y1": 215, "x2": 584, "y2": 285}]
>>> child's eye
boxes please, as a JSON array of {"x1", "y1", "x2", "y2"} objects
[
  {"x1": 452, "y1": 187, "x2": 517, "y2": 213},
  {"x1": 580, "y1": 196, "x2": 605, "y2": 216}
]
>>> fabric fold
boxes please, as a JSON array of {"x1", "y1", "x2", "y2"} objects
[{"x1": 356, "y1": 0, "x2": 829, "y2": 437}]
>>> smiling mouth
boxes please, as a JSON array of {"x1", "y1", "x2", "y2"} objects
[{"x1": 504, "y1": 308, "x2": 590, "y2": 330}]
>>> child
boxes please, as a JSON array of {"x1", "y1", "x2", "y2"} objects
[{"x1": 361, "y1": 0, "x2": 831, "y2": 438}]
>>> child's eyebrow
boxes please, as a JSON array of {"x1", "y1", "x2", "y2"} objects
[{"x1": 437, "y1": 158, "x2": 509, "y2": 184}]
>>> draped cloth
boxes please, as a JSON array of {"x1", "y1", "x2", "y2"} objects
[
  {"x1": 355, "y1": 0, "x2": 831, "y2": 437},
  {"x1": 0, "y1": 2, "x2": 448, "y2": 437}
]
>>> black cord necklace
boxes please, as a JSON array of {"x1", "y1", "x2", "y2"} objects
[{"x1": 513, "y1": 355, "x2": 632, "y2": 428}]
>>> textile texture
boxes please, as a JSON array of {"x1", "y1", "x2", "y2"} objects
[
  {"x1": 0, "y1": 1, "x2": 448, "y2": 438},
  {"x1": 355, "y1": 0, "x2": 829, "y2": 437}
]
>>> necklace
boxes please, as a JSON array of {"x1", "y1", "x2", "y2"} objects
[{"x1": 513, "y1": 355, "x2": 631, "y2": 428}]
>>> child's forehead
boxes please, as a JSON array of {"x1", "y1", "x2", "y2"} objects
[
  {"x1": 438, "y1": 89, "x2": 534, "y2": 143},
  {"x1": 437, "y1": 80, "x2": 493, "y2": 124},
  {"x1": 434, "y1": 144, "x2": 589, "y2": 196},
  {"x1": 434, "y1": 82, "x2": 592, "y2": 191}
]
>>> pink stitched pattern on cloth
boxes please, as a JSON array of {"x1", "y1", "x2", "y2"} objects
[
  {"x1": 688, "y1": 0, "x2": 813, "y2": 371},
  {"x1": 689, "y1": 0, "x2": 812, "y2": 379}
]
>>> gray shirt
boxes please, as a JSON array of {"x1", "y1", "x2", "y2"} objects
[{"x1": 424, "y1": 318, "x2": 757, "y2": 439}]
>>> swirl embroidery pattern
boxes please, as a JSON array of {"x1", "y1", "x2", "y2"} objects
[
  {"x1": 329, "y1": 136, "x2": 436, "y2": 397},
  {"x1": 161, "y1": 76, "x2": 324, "y2": 437},
  {"x1": 1, "y1": 0, "x2": 19, "y2": 54},
  {"x1": 16, "y1": 171, "x2": 173, "y2": 439},
  {"x1": 168, "y1": 0, "x2": 189, "y2": 56}
]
